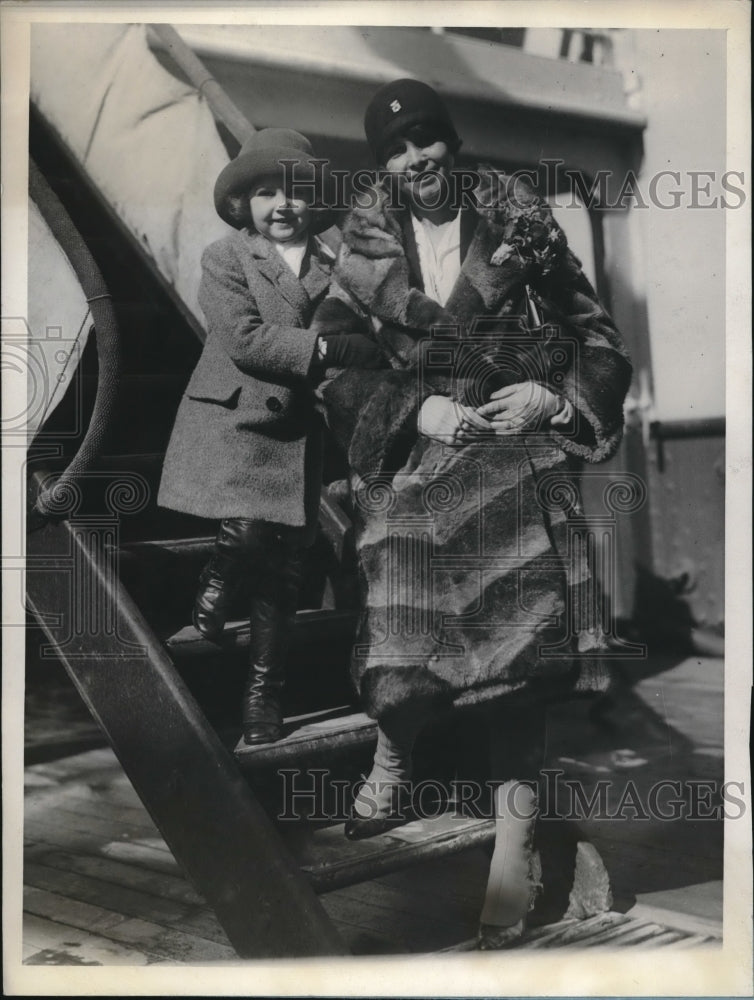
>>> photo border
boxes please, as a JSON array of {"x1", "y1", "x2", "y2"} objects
[{"x1": 2, "y1": 1, "x2": 751, "y2": 996}]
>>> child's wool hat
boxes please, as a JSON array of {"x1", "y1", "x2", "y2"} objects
[{"x1": 214, "y1": 128, "x2": 332, "y2": 231}]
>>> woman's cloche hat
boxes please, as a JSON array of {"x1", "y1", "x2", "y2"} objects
[
  {"x1": 213, "y1": 127, "x2": 333, "y2": 232},
  {"x1": 364, "y1": 78, "x2": 461, "y2": 164}
]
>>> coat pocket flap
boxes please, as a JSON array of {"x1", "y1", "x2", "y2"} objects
[{"x1": 185, "y1": 376, "x2": 241, "y2": 407}]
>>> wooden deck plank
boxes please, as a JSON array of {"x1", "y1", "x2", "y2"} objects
[
  {"x1": 100, "y1": 840, "x2": 184, "y2": 876},
  {"x1": 92, "y1": 916, "x2": 237, "y2": 963},
  {"x1": 24, "y1": 862, "x2": 199, "y2": 928},
  {"x1": 24, "y1": 886, "x2": 131, "y2": 936},
  {"x1": 48, "y1": 796, "x2": 160, "y2": 834},
  {"x1": 24, "y1": 859, "x2": 233, "y2": 949},
  {"x1": 568, "y1": 918, "x2": 665, "y2": 949},
  {"x1": 627, "y1": 897, "x2": 723, "y2": 938},
  {"x1": 321, "y1": 864, "x2": 485, "y2": 954},
  {"x1": 317, "y1": 895, "x2": 416, "y2": 954},
  {"x1": 633, "y1": 880, "x2": 724, "y2": 925},
  {"x1": 657, "y1": 933, "x2": 720, "y2": 950},
  {"x1": 24, "y1": 748, "x2": 121, "y2": 783},
  {"x1": 333, "y1": 869, "x2": 485, "y2": 923},
  {"x1": 25, "y1": 802, "x2": 159, "y2": 846},
  {"x1": 173, "y1": 910, "x2": 247, "y2": 947},
  {"x1": 327, "y1": 878, "x2": 481, "y2": 930},
  {"x1": 26, "y1": 784, "x2": 159, "y2": 832},
  {"x1": 23, "y1": 913, "x2": 159, "y2": 966},
  {"x1": 375, "y1": 850, "x2": 492, "y2": 906},
  {"x1": 24, "y1": 886, "x2": 236, "y2": 963},
  {"x1": 629, "y1": 928, "x2": 694, "y2": 948},
  {"x1": 24, "y1": 847, "x2": 205, "y2": 907},
  {"x1": 442, "y1": 913, "x2": 721, "y2": 954},
  {"x1": 522, "y1": 912, "x2": 615, "y2": 949}
]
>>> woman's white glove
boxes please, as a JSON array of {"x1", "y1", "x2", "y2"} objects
[
  {"x1": 476, "y1": 381, "x2": 568, "y2": 435},
  {"x1": 418, "y1": 395, "x2": 494, "y2": 446}
]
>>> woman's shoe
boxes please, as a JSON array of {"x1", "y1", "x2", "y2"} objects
[
  {"x1": 477, "y1": 919, "x2": 526, "y2": 950},
  {"x1": 343, "y1": 777, "x2": 412, "y2": 840},
  {"x1": 343, "y1": 813, "x2": 403, "y2": 841},
  {"x1": 343, "y1": 722, "x2": 416, "y2": 840}
]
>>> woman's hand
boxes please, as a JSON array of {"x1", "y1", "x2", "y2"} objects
[
  {"x1": 476, "y1": 382, "x2": 563, "y2": 434},
  {"x1": 418, "y1": 395, "x2": 494, "y2": 446}
]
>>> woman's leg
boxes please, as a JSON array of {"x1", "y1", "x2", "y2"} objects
[
  {"x1": 344, "y1": 711, "x2": 423, "y2": 840},
  {"x1": 478, "y1": 700, "x2": 547, "y2": 949}
]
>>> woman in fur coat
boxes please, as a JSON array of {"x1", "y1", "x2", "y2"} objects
[{"x1": 312, "y1": 79, "x2": 632, "y2": 947}]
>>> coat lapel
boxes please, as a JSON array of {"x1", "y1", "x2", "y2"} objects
[
  {"x1": 301, "y1": 242, "x2": 333, "y2": 303},
  {"x1": 400, "y1": 212, "x2": 424, "y2": 291},
  {"x1": 387, "y1": 204, "x2": 527, "y2": 322},
  {"x1": 460, "y1": 204, "x2": 477, "y2": 261},
  {"x1": 244, "y1": 231, "x2": 310, "y2": 318}
]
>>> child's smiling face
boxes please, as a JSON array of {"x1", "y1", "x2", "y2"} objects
[{"x1": 248, "y1": 173, "x2": 311, "y2": 243}]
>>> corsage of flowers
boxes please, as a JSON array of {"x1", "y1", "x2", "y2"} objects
[{"x1": 490, "y1": 199, "x2": 567, "y2": 276}]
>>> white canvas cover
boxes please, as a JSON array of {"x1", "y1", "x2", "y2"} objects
[
  {"x1": 26, "y1": 197, "x2": 90, "y2": 434},
  {"x1": 30, "y1": 23, "x2": 230, "y2": 328}
]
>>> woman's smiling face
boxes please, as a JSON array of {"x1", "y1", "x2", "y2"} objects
[
  {"x1": 248, "y1": 173, "x2": 311, "y2": 243},
  {"x1": 382, "y1": 126, "x2": 454, "y2": 207}
]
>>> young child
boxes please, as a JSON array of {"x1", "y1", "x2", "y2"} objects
[{"x1": 158, "y1": 128, "x2": 386, "y2": 745}]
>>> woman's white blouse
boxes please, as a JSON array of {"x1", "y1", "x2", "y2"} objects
[{"x1": 410, "y1": 210, "x2": 462, "y2": 306}]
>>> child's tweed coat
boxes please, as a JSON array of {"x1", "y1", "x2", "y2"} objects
[{"x1": 159, "y1": 228, "x2": 337, "y2": 530}]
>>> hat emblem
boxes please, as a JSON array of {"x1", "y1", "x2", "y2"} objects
[{"x1": 389, "y1": 99, "x2": 402, "y2": 113}]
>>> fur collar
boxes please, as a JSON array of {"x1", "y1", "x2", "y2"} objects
[{"x1": 337, "y1": 165, "x2": 559, "y2": 325}]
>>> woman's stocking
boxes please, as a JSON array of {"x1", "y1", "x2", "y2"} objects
[
  {"x1": 478, "y1": 701, "x2": 546, "y2": 948},
  {"x1": 478, "y1": 780, "x2": 541, "y2": 947},
  {"x1": 344, "y1": 714, "x2": 423, "y2": 839},
  {"x1": 353, "y1": 721, "x2": 416, "y2": 817}
]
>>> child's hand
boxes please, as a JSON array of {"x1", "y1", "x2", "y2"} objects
[
  {"x1": 476, "y1": 382, "x2": 562, "y2": 434},
  {"x1": 321, "y1": 334, "x2": 389, "y2": 369}
]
